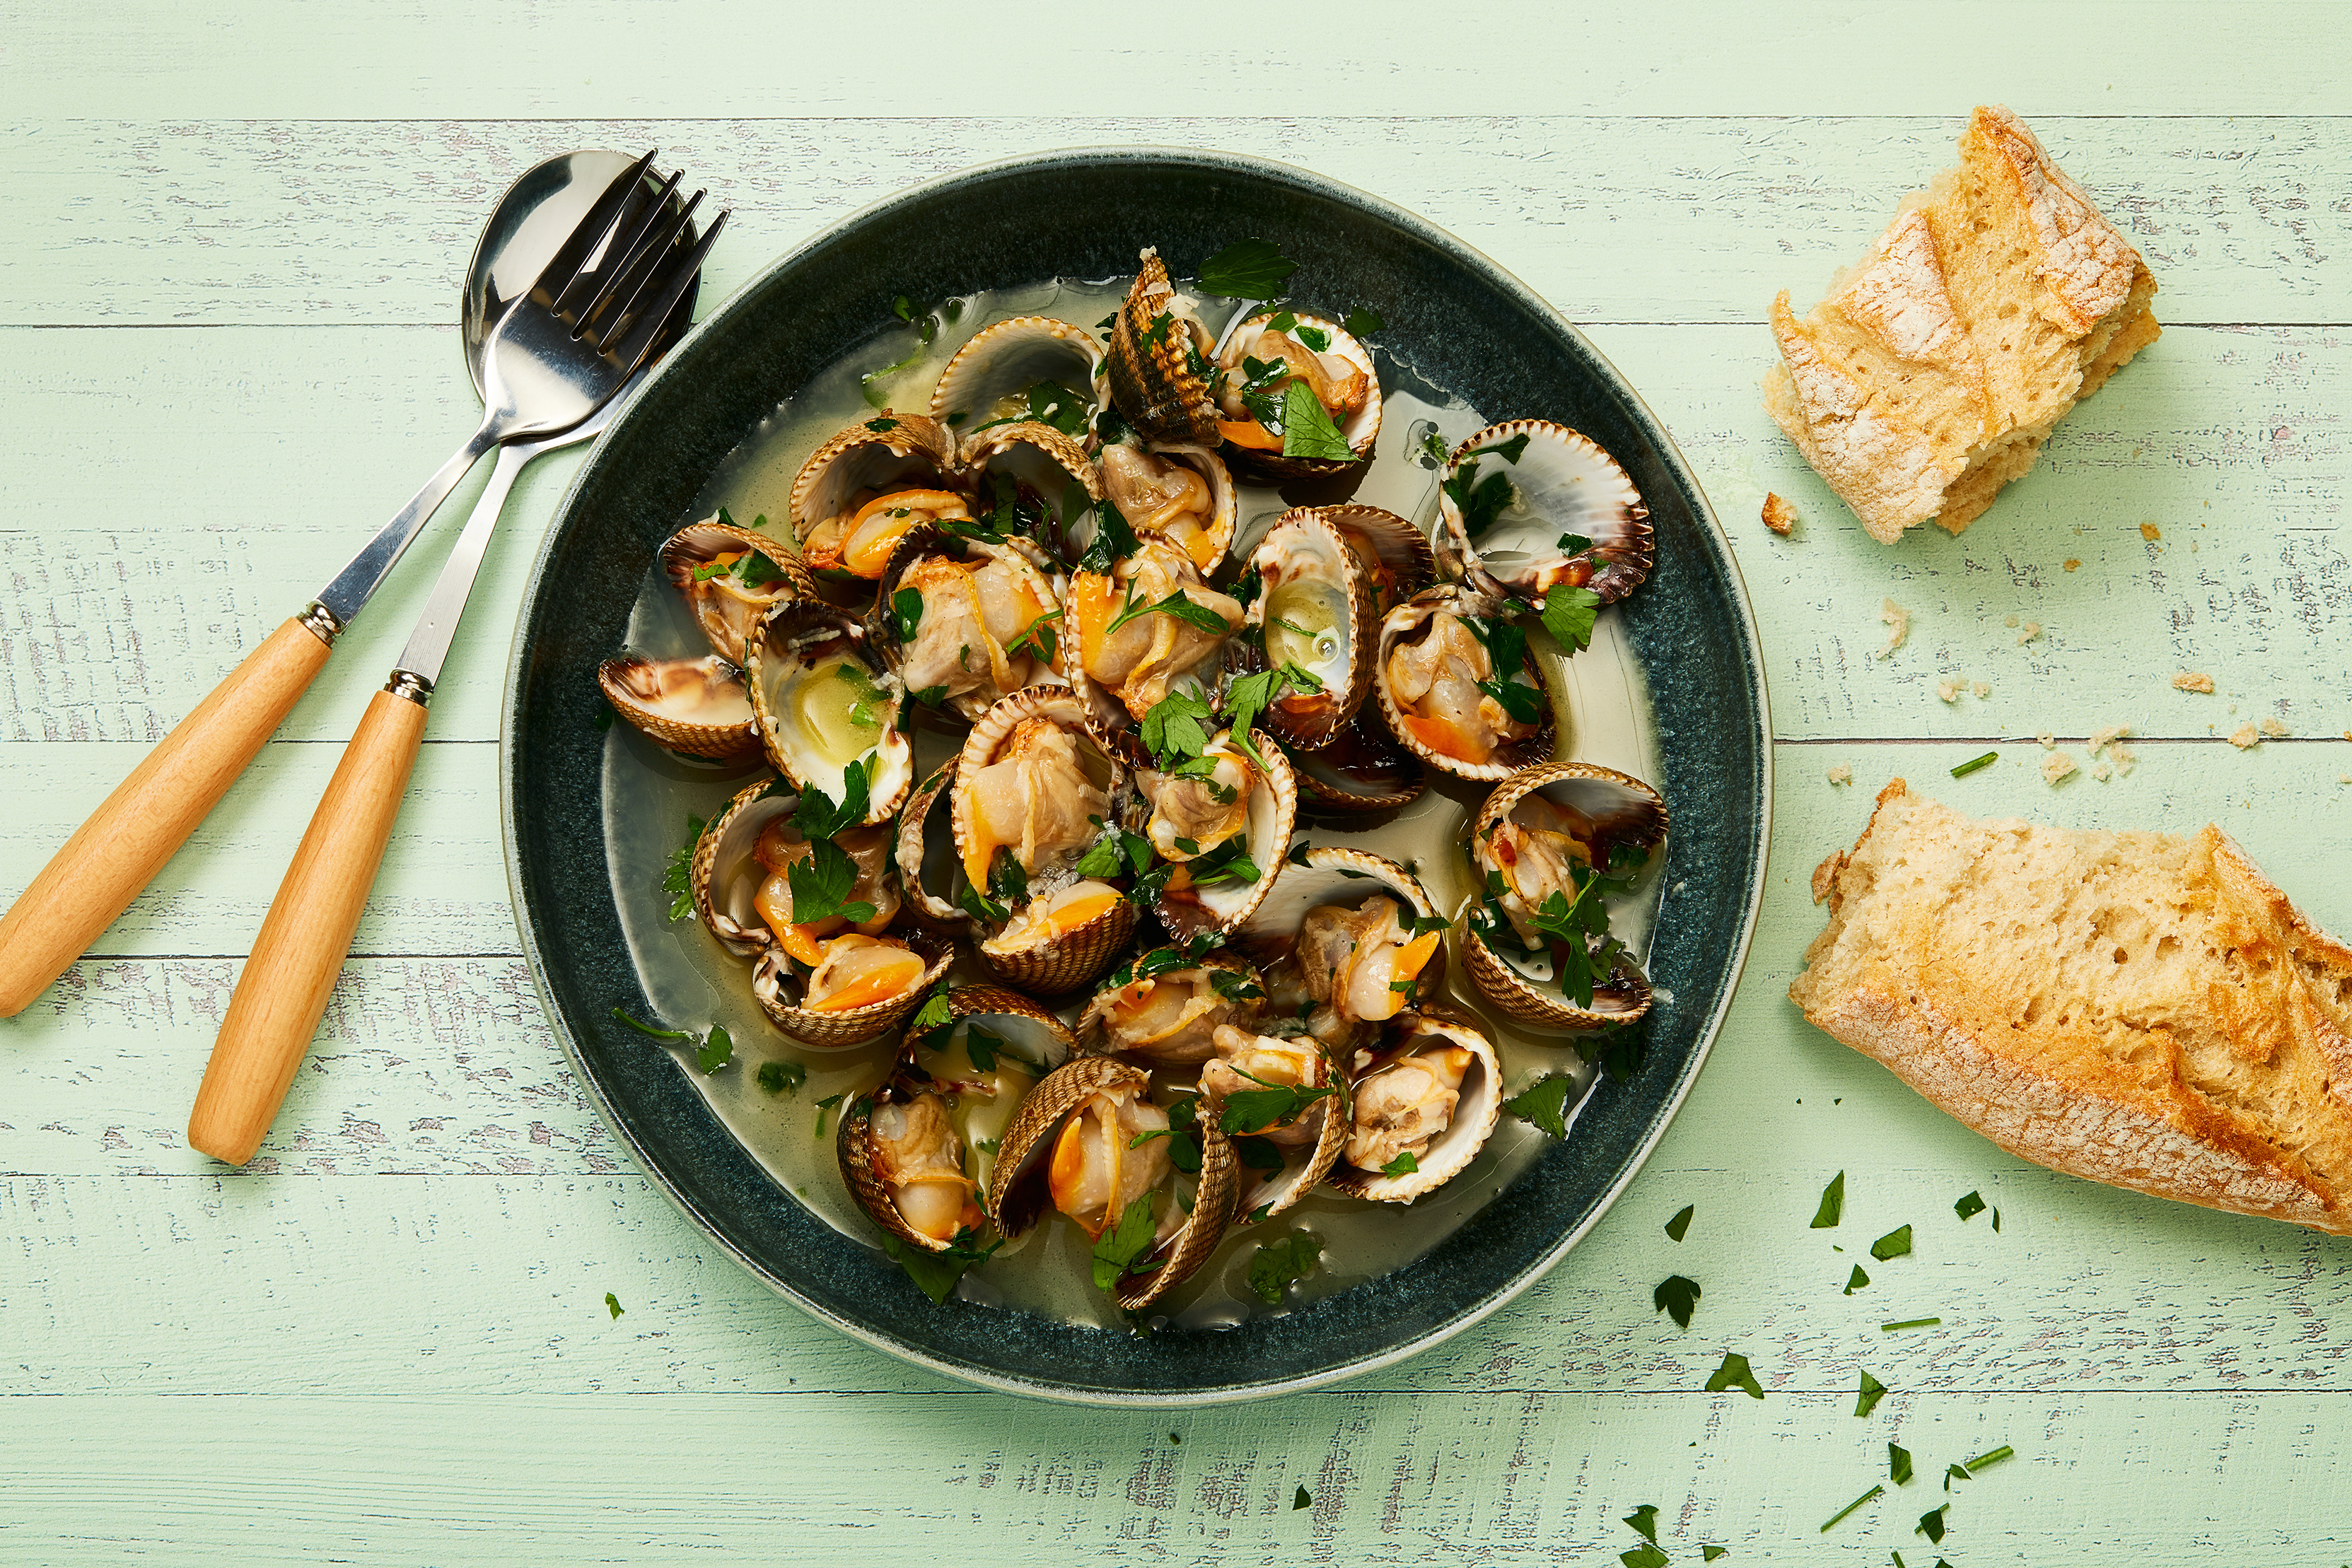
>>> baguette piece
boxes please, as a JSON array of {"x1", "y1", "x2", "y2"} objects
[
  {"x1": 1791, "y1": 780, "x2": 2352, "y2": 1233},
  {"x1": 1763, "y1": 107, "x2": 2162, "y2": 543}
]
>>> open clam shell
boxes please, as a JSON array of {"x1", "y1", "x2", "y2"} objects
[
  {"x1": 598, "y1": 653, "x2": 760, "y2": 759},
  {"x1": 1325, "y1": 1007, "x2": 1503, "y2": 1203},
  {"x1": 1211, "y1": 310, "x2": 1383, "y2": 483},
  {"x1": 1095, "y1": 442, "x2": 1236, "y2": 576},
  {"x1": 1317, "y1": 503, "x2": 1436, "y2": 611},
  {"x1": 1372, "y1": 584, "x2": 1556, "y2": 784},
  {"x1": 894, "y1": 761, "x2": 972, "y2": 933},
  {"x1": 1433, "y1": 419, "x2": 1653, "y2": 607},
  {"x1": 1237, "y1": 509, "x2": 1379, "y2": 751},
  {"x1": 1076, "y1": 947, "x2": 1266, "y2": 1066},
  {"x1": 1198, "y1": 1028, "x2": 1353, "y2": 1222},
  {"x1": 660, "y1": 517, "x2": 817, "y2": 665},
  {"x1": 1102, "y1": 250, "x2": 1221, "y2": 447},
  {"x1": 745, "y1": 599, "x2": 914, "y2": 824},
  {"x1": 1059, "y1": 539, "x2": 1245, "y2": 737},
  {"x1": 1461, "y1": 761, "x2": 1667, "y2": 1030},
  {"x1": 1141, "y1": 730, "x2": 1297, "y2": 943},
  {"x1": 1237, "y1": 844, "x2": 1448, "y2": 1016},
  {"x1": 752, "y1": 928, "x2": 953, "y2": 1050},
  {"x1": 689, "y1": 775, "x2": 796, "y2": 956},
  {"x1": 871, "y1": 525, "x2": 1067, "y2": 722},
  {"x1": 976, "y1": 880, "x2": 1139, "y2": 997},
  {"x1": 928, "y1": 316, "x2": 1103, "y2": 436},
  {"x1": 958, "y1": 419, "x2": 1102, "y2": 567},
  {"x1": 1290, "y1": 715, "x2": 1426, "y2": 816},
  {"x1": 787, "y1": 413, "x2": 965, "y2": 575}
]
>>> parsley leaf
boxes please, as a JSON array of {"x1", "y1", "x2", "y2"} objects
[
  {"x1": 787, "y1": 841, "x2": 875, "y2": 929},
  {"x1": 1955, "y1": 1190, "x2": 1987, "y2": 1221},
  {"x1": 1870, "y1": 1225, "x2": 1914, "y2": 1261},
  {"x1": 1811, "y1": 1171, "x2": 1845, "y2": 1228},
  {"x1": 1856, "y1": 1369, "x2": 1887, "y2": 1417},
  {"x1": 1221, "y1": 660, "x2": 1323, "y2": 769},
  {"x1": 1090, "y1": 1193, "x2": 1160, "y2": 1292},
  {"x1": 1705, "y1": 1351, "x2": 1764, "y2": 1399},
  {"x1": 1890, "y1": 1441, "x2": 1914, "y2": 1484},
  {"x1": 1916, "y1": 1506, "x2": 1948, "y2": 1544},
  {"x1": 1246, "y1": 1231, "x2": 1322, "y2": 1304},
  {"x1": 1442, "y1": 457, "x2": 1514, "y2": 539},
  {"x1": 1141, "y1": 688, "x2": 1216, "y2": 762},
  {"x1": 1216, "y1": 1063, "x2": 1334, "y2": 1135},
  {"x1": 660, "y1": 814, "x2": 707, "y2": 921},
  {"x1": 1344, "y1": 308, "x2": 1384, "y2": 338},
  {"x1": 1075, "y1": 498, "x2": 1139, "y2": 576},
  {"x1": 1379, "y1": 1150, "x2": 1419, "y2": 1177},
  {"x1": 1653, "y1": 1274, "x2": 1700, "y2": 1330},
  {"x1": 909, "y1": 981, "x2": 951, "y2": 1036},
  {"x1": 1106, "y1": 585, "x2": 1233, "y2": 640},
  {"x1": 756, "y1": 1059, "x2": 806, "y2": 1095},
  {"x1": 696, "y1": 1024, "x2": 733, "y2": 1075},
  {"x1": 880, "y1": 1229, "x2": 1000, "y2": 1305},
  {"x1": 890, "y1": 587, "x2": 923, "y2": 643},
  {"x1": 1624, "y1": 1504, "x2": 1660, "y2": 1544},
  {"x1": 1665, "y1": 1204, "x2": 1695, "y2": 1242},
  {"x1": 1074, "y1": 834, "x2": 1131, "y2": 880},
  {"x1": 1503, "y1": 1075, "x2": 1576, "y2": 1138},
  {"x1": 1280, "y1": 379, "x2": 1357, "y2": 462},
  {"x1": 1620, "y1": 1548, "x2": 1668, "y2": 1568},
  {"x1": 1419, "y1": 427, "x2": 1451, "y2": 468},
  {"x1": 1295, "y1": 323, "x2": 1330, "y2": 353},
  {"x1": 594, "y1": 704, "x2": 615, "y2": 733},
  {"x1": 1197, "y1": 238, "x2": 1298, "y2": 298},
  {"x1": 1293, "y1": 1485, "x2": 1312, "y2": 1512},
  {"x1": 1846, "y1": 1264, "x2": 1870, "y2": 1294},
  {"x1": 1542, "y1": 582, "x2": 1603, "y2": 655},
  {"x1": 1702, "y1": 1550, "x2": 1728, "y2": 1562}
]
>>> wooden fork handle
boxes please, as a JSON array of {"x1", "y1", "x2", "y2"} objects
[
  {"x1": 0, "y1": 615, "x2": 336, "y2": 1017},
  {"x1": 188, "y1": 685, "x2": 428, "y2": 1166}
]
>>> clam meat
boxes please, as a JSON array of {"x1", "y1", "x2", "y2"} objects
[
  {"x1": 1067, "y1": 539, "x2": 1244, "y2": 722},
  {"x1": 890, "y1": 541, "x2": 1064, "y2": 718},
  {"x1": 662, "y1": 517, "x2": 815, "y2": 664},
  {"x1": 1080, "y1": 949, "x2": 1263, "y2": 1067},
  {"x1": 1211, "y1": 311, "x2": 1381, "y2": 477},
  {"x1": 1329, "y1": 1010, "x2": 1504, "y2": 1203},
  {"x1": 1376, "y1": 589, "x2": 1551, "y2": 780},
  {"x1": 747, "y1": 810, "x2": 901, "y2": 963},
  {"x1": 1097, "y1": 443, "x2": 1233, "y2": 574}
]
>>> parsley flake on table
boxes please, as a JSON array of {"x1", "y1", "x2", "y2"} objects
[
  {"x1": 1964, "y1": 1444, "x2": 2015, "y2": 1473},
  {"x1": 1955, "y1": 1190, "x2": 1987, "y2": 1221},
  {"x1": 1870, "y1": 1225, "x2": 1914, "y2": 1260},
  {"x1": 1620, "y1": 1547, "x2": 1668, "y2": 1568},
  {"x1": 1856, "y1": 1369, "x2": 1887, "y2": 1417},
  {"x1": 1702, "y1": 1550, "x2": 1728, "y2": 1562},
  {"x1": 605, "y1": 1292, "x2": 624, "y2": 1320},
  {"x1": 1503, "y1": 1075, "x2": 1576, "y2": 1138},
  {"x1": 1916, "y1": 1505, "x2": 1949, "y2": 1543},
  {"x1": 1197, "y1": 238, "x2": 1298, "y2": 298},
  {"x1": 1665, "y1": 1204, "x2": 1695, "y2": 1241},
  {"x1": 1811, "y1": 1170, "x2": 1845, "y2": 1227},
  {"x1": 1653, "y1": 1275, "x2": 1700, "y2": 1330},
  {"x1": 1622, "y1": 1504, "x2": 1660, "y2": 1543},
  {"x1": 1293, "y1": 1485, "x2": 1312, "y2": 1511},
  {"x1": 1846, "y1": 1265, "x2": 1870, "y2": 1294},
  {"x1": 1820, "y1": 1484, "x2": 1882, "y2": 1533},
  {"x1": 1247, "y1": 1231, "x2": 1322, "y2": 1304},
  {"x1": 660, "y1": 813, "x2": 708, "y2": 921},
  {"x1": 1943, "y1": 1464, "x2": 1972, "y2": 1490},
  {"x1": 1704, "y1": 1351, "x2": 1764, "y2": 1399},
  {"x1": 1881, "y1": 1317, "x2": 1941, "y2": 1333},
  {"x1": 1890, "y1": 1441, "x2": 1914, "y2": 1485}
]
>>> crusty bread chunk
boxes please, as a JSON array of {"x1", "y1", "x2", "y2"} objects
[
  {"x1": 1764, "y1": 107, "x2": 2162, "y2": 543},
  {"x1": 1791, "y1": 780, "x2": 2352, "y2": 1233}
]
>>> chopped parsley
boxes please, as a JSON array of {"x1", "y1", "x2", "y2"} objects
[
  {"x1": 1963, "y1": 1445, "x2": 2014, "y2": 1473},
  {"x1": 1222, "y1": 660, "x2": 1324, "y2": 770},
  {"x1": 1890, "y1": 1441, "x2": 1913, "y2": 1484},
  {"x1": 1856, "y1": 1369, "x2": 1887, "y2": 1417},
  {"x1": 1091, "y1": 1193, "x2": 1160, "y2": 1292},
  {"x1": 1343, "y1": 308, "x2": 1383, "y2": 338},
  {"x1": 1652, "y1": 1274, "x2": 1700, "y2": 1330},
  {"x1": 1216, "y1": 1063, "x2": 1334, "y2": 1136},
  {"x1": 1665, "y1": 1204, "x2": 1695, "y2": 1242},
  {"x1": 1542, "y1": 582, "x2": 1603, "y2": 655},
  {"x1": 1105, "y1": 583, "x2": 1233, "y2": 641},
  {"x1": 1623, "y1": 1504, "x2": 1660, "y2": 1544},
  {"x1": 1955, "y1": 1190, "x2": 1987, "y2": 1221},
  {"x1": 1704, "y1": 1351, "x2": 1764, "y2": 1399},
  {"x1": 1247, "y1": 1231, "x2": 1322, "y2": 1304},
  {"x1": 1915, "y1": 1505, "x2": 1948, "y2": 1544},
  {"x1": 1418, "y1": 427, "x2": 1452, "y2": 468},
  {"x1": 1820, "y1": 1485, "x2": 1882, "y2": 1533},
  {"x1": 1950, "y1": 751, "x2": 1998, "y2": 779},
  {"x1": 813, "y1": 1092, "x2": 843, "y2": 1137},
  {"x1": 605, "y1": 1292, "x2": 624, "y2": 1319},
  {"x1": 610, "y1": 1006, "x2": 730, "y2": 1075},
  {"x1": 1621, "y1": 1548, "x2": 1668, "y2": 1568},
  {"x1": 1502, "y1": 1074, "x2": 1576, "y2": 1138},
  {"x1": 756, "y1": 1059, "x2": 806, "y2": 1095},
  {"x1": 1141, "y1": 688, "x2": 1216, "y2": 760},
  {"x1": 1197, "y1": 238, "x2": 1298, "y2": 298},
  {"x1": 660, "y1": 813, "x2": 707, "y2": 921},
  {"x1": 1379, "y1": 1151, "x2": 1419, "y2": 1177},
  {"x1": 786, "y1": 772, "x2": 879, "y2": 928},
  {"x1": 1467, "y1": 841, "x2": 1643, "y2": 1011},
  {"x1": 1280, "y1": 379, "x2": 1357, "y2": 463},
  {"x1": 882, "y1": 1226, "x2": 1001, "y2": 1305},
  {"x1": 1292, "y1": 1485, "x2": 1312, "y2": 1512},
  {"x1": 1442, "y1": 454, "x2": 1515, "y2": 539},
  {"x1": 1811, "y1": 1171, "x2": 1845, "y2": 1228},
  {"x1": 1005, "y1": 606, "x2": 1063, "y2": 665},
  {"x1": 890, "y1": 587, "x2": 923, "y2": 643},
  {"x1": 1846, "y1": 1265, "x2": 1870, "y2": 1294},
  {"x1": 1870, "y1": 1225, "x2": 1914, "y2": 1261},
  {"x1": 1880, "y1": 1317, "x2": 1941, "y2": 1333}
]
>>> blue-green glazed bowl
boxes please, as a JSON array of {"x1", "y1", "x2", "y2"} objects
[{"x1": 503, "y1": 148, "x2": 1769, "y2": 1404}]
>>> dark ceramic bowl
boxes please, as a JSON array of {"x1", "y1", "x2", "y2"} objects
[{"x1": 501, "y1": 148, "x2": 1770, "y2": 1404}]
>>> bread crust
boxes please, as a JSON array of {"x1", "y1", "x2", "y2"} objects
[{"x1": 1791, "y1": 780, "x2": 2352, "y2": 1234}]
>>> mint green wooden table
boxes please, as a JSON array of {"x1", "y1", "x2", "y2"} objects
[{"x1": 7, "y1": 6, "x2": 2349, "y2": 1560}]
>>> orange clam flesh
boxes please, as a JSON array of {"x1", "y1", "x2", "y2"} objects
[
  {"x1": 1296, "y1": 895, "x2": 1441, "y2": 1026},
  {"x1": 805, "y1": 489, "x2": 973, "y2": 579},
  {"x1": 869, "y1": 1092, "x2": 983, "y2": 1243},
  {"x1": 750, "y1": 817, "x2": 899, "y2": 964},
  {"x1": 1098, "y1": 445, "x2": 1221, "y2": 572},
  {"x1": 1047, "y1": 1087, "x2": 1172, "y2": 1240},
  {"x1": 803, "y1": 934, "x2": 928, "y2": 1014},
  {"x1": 1384, "y1": 608, "x2": 1539, "y2": 767}
]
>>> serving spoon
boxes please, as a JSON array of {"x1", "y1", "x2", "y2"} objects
[{"x1": 0, "y1": 150, "x2": 682, "y2": 1018}]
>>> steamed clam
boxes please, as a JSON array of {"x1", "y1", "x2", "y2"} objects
[
  {"x1": 789, "y1": 413, "x2": 967, "y2": 580},
  {"x1": 1096, "y1": 443, "x2": 1235, "y2": 574},
  {"x1": 1374, "y1": 585, "x2": 1554, "y2": 782},
  {"x1": 746, "y1": 600, "x2": 915, "y2": 824},
  {"x1": 1289, "y1": 715, "x2": 1426, "y2": 817},
  {"x1": 661, "y1": 515, "x2": 817, "y2": 663},
  {"x1": 1199, "y1": 1023, "x2": 1351, "y2": 1220},
  {"x1": 959, "y1": 419, "x2": 1102, "y2": 566},
  {"x1": 1211, "y1": 310, "x2": 1382, "y2": 481},
  {"x1": 1238, "y1": 509, "x2": 1379, "y2": 751},
  {"x1": 1327, "y1": 1009, "x2": 1502, "y2": 1203},
  {"x1": 1132, "y1": 727, "x2": 1296, "y2": 942},
  {"x1": 875, "y1": 527, "x2": 1065, "y2": 720},
  {"x1": 928, "y1": 316, "x2": 1104, "y2": 438},
  {"x1": 1462, "y1": 762, "x2": 1665, "y2": 1030},
  {"x1": 689, "y1": 775, "x2": 902, "y2": 959},
  {"x1": 1433, "y1": 420, "x2": 1654, "y2": 607},
  {"x1": 1239, "y1": 846, "x2": 1447, "y2": 1055},
  {"x1": 1078, "y1": 946, "x2": 1265, "y2": 1067},
  {"x1": 1063, "y1": 537, "x2": 1245, "y2": 730},
  {"x1": 1100, "y1": 250, "x2": 1221, "y2": 448},
  {"x1": 597, "y1": 653, "x2": 759, "y2": 759}
]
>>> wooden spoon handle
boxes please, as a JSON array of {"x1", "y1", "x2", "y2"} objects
[
  {"x1": 0, "y1": 615, "x2": 335, "y2": 1017},
  {"x1": 188, "y1": 685, "x2": 429, "y2": 1166}
]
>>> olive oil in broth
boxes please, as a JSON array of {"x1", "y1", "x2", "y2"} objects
[{"x1": 600, "y1": 275, "x2": 1665, "y2": 1331}]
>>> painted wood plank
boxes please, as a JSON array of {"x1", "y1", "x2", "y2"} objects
[
  {"x1": 13, "y1": 115, "x2": 2351, "y2": 327},
  {"x1": 1, "y1": 1389, "x2": 2347, "y2": 1565},
  {"x1": 5, "y1": 324, "x2": 2346, "y2": 747},
  {"x1": 13, "y1": 1, "x2": 2347, "y2": 120}
]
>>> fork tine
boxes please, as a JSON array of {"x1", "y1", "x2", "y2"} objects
[
  {"x1": 589, "y1": 188, "x2": 706, "y2": 337},
  {"x1": 527, "y1": 147, "x2": 658, "y2": 307},
  {"x1": 599, "y1": 209, "x2": 727, "y2": 370},
  {"x1": 555, "y1": 165, "x2": 684, "y2": 324}
]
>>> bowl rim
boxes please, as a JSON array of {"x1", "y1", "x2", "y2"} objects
[{"x1": 500, "y1": 142, "x2": 1774, "y2": 1405}]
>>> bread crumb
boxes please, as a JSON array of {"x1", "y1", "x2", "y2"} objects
[
  {"x1": 2141, "y1": 522, "x2": 2162, "y2": 541},
  {"x1": 1876, "y1": 599, "x2": 1909, "y2": 660},
  {"x1": 2088, "y1": 723, "x2": 2131, "y2": 756},
  {"x1": 2230, "y1": 724, "x2": 2261, "y2": 749},
  {"x1": 1810, "y1": 850, "x2": 1846, "y2": 904},
  {"x1": 2340, "y1": 774, "x2": 2351, "y2": 786},
  {"x1": 1762, "y1": 492, "x2": 1798, "y2": 536},
  {"x1": 2110, "y1": 742, "x2": 2137, "y2": 777},
  {"x1": 1938, "y1": 677, "x2": 1962, "y2": 703},
  {"x1": 2017, "y1": 621, "x2": 2042, "y2": 644},
  {"x1": 2003, "y1": 613, "x2": 2020, "y2": 628},
  {"x1": 2260, "y1": 717, "x2": 2290, "y2": 737},
  {"x1": 2091, "y1": 760, "x2": 2112, "y2": 782},
  {"x1": 2063, "y1": 558, "x2": 2081, "y2": 571},
  {"x1": 2037, "y1": 734, "x2": 2056, "y2": 750},
  {"x1": 2042, "y1": 752, "x2": 2078, "y2": 784},
  {"x1": 1827, "y1": 763, "x2": 1853, "y2": 785},
  {"x1": 1972, "y1": 681, "x2": 1991, "y2": 699},
  {"x1": 2172, "y1": 672, "x2": 2215, "y2": 694}
]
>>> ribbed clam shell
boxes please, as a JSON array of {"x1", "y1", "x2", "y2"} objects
[
  {"x1": 750, "y1": 928, "x2": 953, "y2": 1050},
  {"x1": 1432, "y1": 419, "x2": 1653, "y2": 606},
  {"x1": 1372, "y1": 585, "x2": 1557, "y2": 784},
  {"x1": 976, "y1": 895, "x2": 1139, "y2": 997},
  {"x1": 689, "y1": 774, "x2": 795, "y2": 957},
  {"x1": 1116, "y1": 1122, "x2": 1239, "y2": 1314},
  {"x1": 950, "y1": 686, "x2": 1120, "y2": 883},
  {"x1": 957, "y1": 419, "x2": 1103, "y2": 509},
  {"x1": 745, "y1": 598, "x2": 914, "y2": 824},
  {"x1": 836, "y1": 1092, "x2": 953, "y2": 1253},
  {"x1": 1213, "y1": 311, "x2": 1382, "y2": 483},
  {"x1": 1289, "y1": 715, "x2": 1426, "y2": 816},
  {"x1": 1148, "y1": 732, "x2": 1296, "y2": 943},
  {"x1": 660, "y1": 517, "x2": 817, "y2": 665},
  {"x1": 984, "y1": 1055, "x2": 1153, "y2": 1238},
  {"x1": 1460, "y1": 761, "x2": 1666, "y2": 1030},
  {"x1": 941, "y1": 983, "x2": 1078, "y2": 1067},
  {"x1": 597, "y1": 654, "x2": 762, "y2": 759},
  {"x1": 894, "y1": 761, "x2": 973, "y2": 932},
  {"x1": 1325, "y1": 1007, "x2": 1503, "y2": 1203},
  {"x1": 1238, "y1": 510, "x2": 1378, "y2": 752},
  {"x1": 1102, "y1": 250, "x2": 1220, "y2": 447},
  {"x1": 786, "y1": 412, "x2": 961, "y2": 548},
  {"x1": 1211, "y1": 1050, "x2": 1352, "y2": 1223},
  {"x1": 869, "y1": 526, "x2": 1068, "y2": 722},
  {"x1": 1075, "y1": 949, "x2": 1264, "y2": 1065},
  {"x1": 1235, "y1": 845, "x2": 1448, "y2": 1008},
  {"x1": 927, "y1": 316, "x2": 1104, "y2": 433},
  {"x1": 1095, "y1": 443, "x2": 1236, "y2": 576},
  {"x1": 1317, "y1": 503, "x2": 1436, "y2": 609}
]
